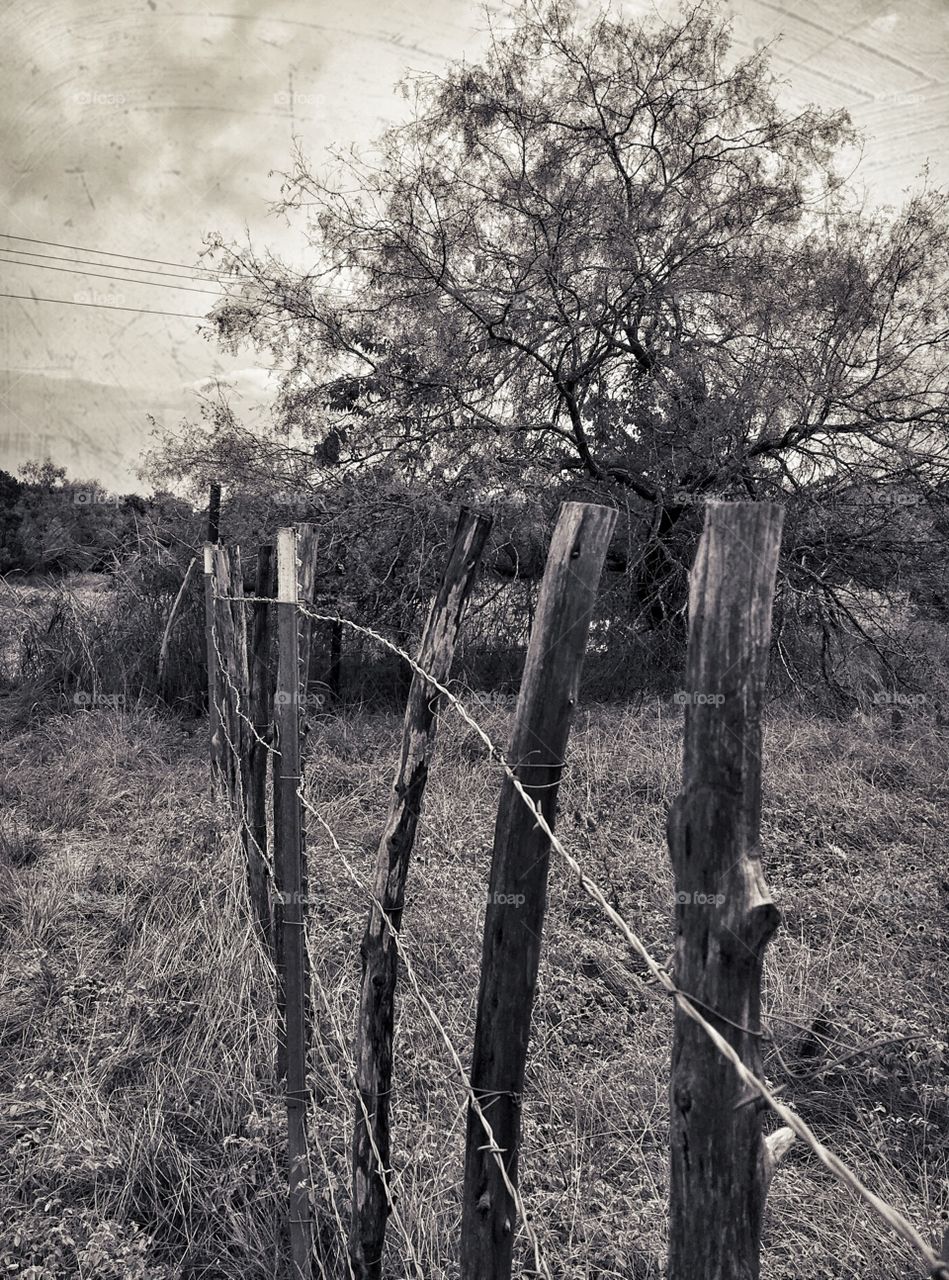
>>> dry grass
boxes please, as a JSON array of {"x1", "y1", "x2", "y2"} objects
[{"x1": 0, "y1": 696, "x2": 945, "y2": 1278}]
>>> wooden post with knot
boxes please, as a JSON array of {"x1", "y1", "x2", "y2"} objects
[{"x1": 667, "y1": 500, "x2": 792, "y2": 1280}]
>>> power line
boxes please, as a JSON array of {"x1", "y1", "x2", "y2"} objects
[
  {"x1": 0, "y1": 291, "x2": 206, "y2": 319},
  {"x1": 0, "y1": 256, "x2": 224, "y2": 295},
  {"x1": 0, "y1": 231, "x2": 231, "y2": 276},
  {"x1": 0, "y1": 245, "x2": 233, "y2": 283}
]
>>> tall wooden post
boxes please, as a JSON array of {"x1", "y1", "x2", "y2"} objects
[
  {"x1": 274, "y1": 527, "x2": 313, "y2": 1280},
  {"x1": 246, "y1": 543, "x2": 276, "y2": 952},
  {"x1": 203, "y1": 543, "x2": 222, "y2": 785},
  {"x1": 211, "y1": 544, "x2": 249, "y2": 806},
  {"x1": 459, "y1": 501, "x2": 617, "y2": 1280},
  {"x1": 350, "y1": 508, "x2": 492, "y2": 1280},
  {"x1": 667, "y1": 500, "x2": 785, "y2": 1280}
]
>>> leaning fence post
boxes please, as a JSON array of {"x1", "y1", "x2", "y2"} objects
[
  {"x1": 667, "y1": 500, "x2": 786, "y2": 1280},
  {"x1": 459, "y1": 501, "x2": 617, "y2": 1280},
  {"x1": 245, "y1": 543, "x2": 276, "y2": 953},
  {"x1": 274, "y1": 527, "x2": 313, "y2": 1280},
  {"x1": 350, "y1": 507, "x2": 492, "y2": 1280}
]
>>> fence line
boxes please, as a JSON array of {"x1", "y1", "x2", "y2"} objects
[
  {"x1": 290, "y1": 603, "x2": 949, "y2": 1280},
  {"x1": 213, "y1": 684, "x2": 418, "y2": 1280},
  {"x1": 212, "y1": 613, "x2": 549, "y2": 1274},
  {"x1": 207, "y1": 567, "x2": 949, "y2": 1277}
]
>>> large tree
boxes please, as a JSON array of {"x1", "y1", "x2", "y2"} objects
[{"x1": 188, "y1": 0, "x2": 948, "y2": 659}]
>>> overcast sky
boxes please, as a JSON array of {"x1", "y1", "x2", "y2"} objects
[{"x1": 0, "y1": 0, "x2": 946, "y2": 491}]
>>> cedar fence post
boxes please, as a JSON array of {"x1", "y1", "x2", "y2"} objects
[
  {"x1": 274, "y1": 527, "x2": 313, "y2": 1280},
  {"x1": 350, "y1": 507, "x2": 492, "y2": 1280},
  {"x1": 245, "y1": 543, "x2": 276, "y2": 952},
  {"x1": 667, "y1": 500, "x2": 786, "y2": 1280},
  {"x1": 459, "y1": 501, "x2": 617, "y2": 1280}
]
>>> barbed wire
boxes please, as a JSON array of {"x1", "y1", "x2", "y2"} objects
[
  {"x1": 209, "y1": 583, "x2": 280, "y2": 759},
  {"x1": 302, "y1": 910, "x2": 425, "y2": 1280},
  {"x1": 210, "y1": 590, "x2": 428, "y2": 1278},
  {"x1": 208, "y1": 614, "x2": 276, "y2": 887},
  {"x1": 207, "y1": 588, "x2": 948, "y2": 1278},
  {"x1": 301, "y1": 802, "x2": 553, "y2": 1280},
  {"x1": 291, "y1": 604, "x2": 948, "y2": 1280}
]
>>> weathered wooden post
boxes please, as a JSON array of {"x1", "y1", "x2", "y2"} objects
[
  {"x1": 459, "y1": 501, "x2": 617, "y2": 1280},
  {"x1": 273, "y1": 525, "x2": 319, "y2": 1081},
  {"x1": 350, "y1": 508, "x2": 492, "y2": 1280},
  {"x1": 245, "y1": 543, "x2": 276, "y2": 952},
  {"x1": 203, "y1": 482, "x2": 223, "y2": 781},
  {"x1": 211, "y1": 544, "x2": 249, "y2": 806},
  {"x1": 274, "y1": 527, "x2": 313, "y2": 1280},
  {"x1": 204, "y1": 544, "x2": 222, "y2": 785},
  {"x1": 667, "y1": 500, "x2": 785, "y2": 1280}
]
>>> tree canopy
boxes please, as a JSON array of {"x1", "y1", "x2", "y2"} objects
[{"x1": 152, "y1": 0, "x2": 949, "y2": 687}]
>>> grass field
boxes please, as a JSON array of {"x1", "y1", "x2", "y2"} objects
[{"x1": 0, "y1": 697, "x2": 946, "y2": 1278}]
